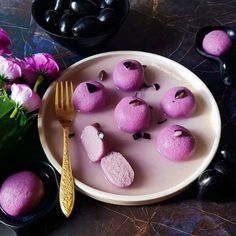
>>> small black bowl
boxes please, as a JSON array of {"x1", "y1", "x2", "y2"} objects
[
  {"x1": 195, "y1": 26, "x2": 236, "y2": 87},
  {"x1": 31, "y1": 0, "x2": 130, "y2": 53},
  {"x1": 0, "y1": 160, "x2": 59, "y2": 235}
]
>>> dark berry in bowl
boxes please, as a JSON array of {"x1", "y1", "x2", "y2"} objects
[
  {"x1": 69, "y1": 0, "x2": 99, "y2": 16},
  {"x1": 59, "y1": 12, "x2": 78, "y2": 35},
  {"x1": 97, "y1": 8, "x2": 118, "y2": 26},
  {"x1": 31, "y1": 0, "x2": 129, "y2": 52},
  {"x1": 72, "y1": 16, "x2": 103, "y2": 37},
  {"x1": 44, "y1": 10, "x2": 60, "y2": 28}
]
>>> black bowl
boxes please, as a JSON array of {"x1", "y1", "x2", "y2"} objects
[
  {"x1": 31, "y1": 0, "x2": 130, "y2": 53},
  {"x1": 195, "y1": 26, "x2": 236, "y2": 87},
  {"x1": 0, "y1": 160, "x2": 59, "y2": 234}
]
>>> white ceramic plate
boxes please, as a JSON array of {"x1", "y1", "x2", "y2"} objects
[{"x1": 38, "y1": 51, "x2": 221, "y2": 205}]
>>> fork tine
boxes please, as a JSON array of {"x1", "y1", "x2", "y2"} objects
[
  {"x1": 65, "y1": 81, "x2": 69, "y2": 109},
  {"x1": 70, "y1": 82, "x2": 74, "y2": 108},
  {"x1": 60, "y1": 81, "x2": 64, "y2": 109},
  {"x1": 55, "y1": 82, "x2": 59, "y2": 110}
]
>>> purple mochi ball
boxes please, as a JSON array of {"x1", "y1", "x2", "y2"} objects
[
  {"x1": 113, "y1": 59, "x2": 144, "y2": 91},
  {"x1": 0, "y1": 171, "x2": 44, "y2": 216},
  {"x1": 160, "y1": 86, "x2": 196, "y2": 118},
  {"x1": 156, "y1": 124, "x2": 196, "y2": 161},
  {"x1": 202, "y1": 30, "x2": 232, "y2": 56}
]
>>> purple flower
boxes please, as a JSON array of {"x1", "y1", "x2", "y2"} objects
[
  {"x1": 24, "y1": 53, "x2": 60, "y2": 92},
  {"x1": 0, "y1": 28, "x2": 12, "y2": 55},
  {"x1": 0, "y1": 56, "x2": 22, "y2": 81},
  {"x1": 10, "y1": 83, "x2": 41, "y2": 113},
  {"x1": 8, "y1": 57, "x2": 36, "y2": 85},
  {"x1": 25, "y1": 53, "x2": 60, "y2": 78}
]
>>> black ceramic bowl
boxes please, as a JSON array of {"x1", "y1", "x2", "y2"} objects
[
  {"x1": 0, "y1": 160, "x2": 58, "y2": 234},
  {"x1": 195, "y1": 26, "x2": 236, "y2": 87},
  {"x1": 31, "y1": 0, "x2": 130, "y2": 53}
]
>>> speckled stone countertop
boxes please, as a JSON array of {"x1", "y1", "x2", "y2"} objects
[{"x1": 0, "y1": 0, "x2": 236, "y2": 235}]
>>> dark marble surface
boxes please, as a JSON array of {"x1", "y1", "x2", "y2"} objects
[{"x1": 1, "y1": 0, "x2": 236, "y2": 235}]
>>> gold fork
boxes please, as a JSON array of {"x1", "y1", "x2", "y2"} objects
[{"x1": 55, "y1": 81, "x2": 76, "y2": 217}]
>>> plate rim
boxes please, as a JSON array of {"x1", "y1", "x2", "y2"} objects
[{"x1": 38, "y1": 50, "x2": 221, "y2": 205}]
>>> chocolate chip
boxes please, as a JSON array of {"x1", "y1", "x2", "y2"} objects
[
  {"x1": 153, "y1": 83, "x2": 160, "y2": 90},
  {"x1": 99, "y1": 70, "x2": 107, "y2": 81},
  {"x1": 129, "y1": 99, "x2": 142, "y2": 106},
  {"x1": 143, "y1": 132, "x2": 151, "y2": 139},
  {"x1": 69, "y1": 133, "x2": 75, "y2": 138},
  {"x1": 142, "y1": 65, "x2": 147, "y2": 68},
  {"x1": 86, "y1": 83, "x2": 99, "y2": 93},
  {"x1": 175, "y1": 89, "x2": 186, "y2": 99},
  {"x1": 133, "y1": 132, "x2": 142, "y2": 140},
  {"x1": 123, "y1": 61, "x2": 134, "y2": 69}
]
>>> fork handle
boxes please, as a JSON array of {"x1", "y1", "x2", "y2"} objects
[{"x1": 59, "y1": 126, "x2": 75, "y2": 217}]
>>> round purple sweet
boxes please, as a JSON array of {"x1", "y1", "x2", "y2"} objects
[
  {"x1": 156, "y1": 124, "x2": 196, "y2": 161},
  {"x1": 0, "y1": 171, "x2": 44, "y2": 216},
  {"x1": 160, "y1": 86, "x2": 196, "y2": 118},
  {"x1": 112, "y1": 59, "x2": 144, "y2": 91},
  {"x1": 73, "y1": 80, "x2": 107, "y2": 112},
  {"x1": 114, "y1": 96, "x2": 151, "y2": 133},
  {"x1": 202, "y1": 30, "x2": 232, "y2": 56}
]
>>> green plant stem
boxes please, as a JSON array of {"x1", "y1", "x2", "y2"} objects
[
  {"x1": 10, "y1": 107, "x2": 18, "y2": 119},
  {"x1": 33, "y1": 74, "x2": 44, "y2": 92}
]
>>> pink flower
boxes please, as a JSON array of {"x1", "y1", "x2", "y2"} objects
[
  {"x1": 24, "y1": 53, "x2": 60, "y2": 78},
  {"x1": 10, "y1": 83, "x2": 41, "y2": 113},
  {"x1": 0, "y1": 56, "x2": 22, "y2": 81},
  {"x1": 8, "y1": 57, "x2": 36, "y2": 85},
  {"x1": 0, "y1": 28, "x2": 12, "y2": 55}
]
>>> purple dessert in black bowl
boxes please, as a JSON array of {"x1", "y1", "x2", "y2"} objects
[
  {"x1": 31, "y1": 0, "x2": 129, "y2": 53},
  {"x1": 0, "y1": 160, "x2": 58, "y2": 235},
  {"x1": 195, "y1": 26, "x2": 236, "y2": 87}
]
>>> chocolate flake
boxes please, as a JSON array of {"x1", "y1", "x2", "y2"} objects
[
  {"x1": 92, "y1": 123, "x2": 101, "y2": 128},
  {"x1": 98, "y1": 131, "x2": 105, "y2": 140},
  {"x1": 133, "y1": 132, "x2": 142, "y2": 140},
  {"x1": 99, "y1": 70, "x2": 107, "y2": 81},
  {"x1": 142, "y1": 65, "x2": 147, "y2": 68},
  {"x1": 175, "y1": 89, "x2": 186, "y2": 99},
  {"x1": 86, "y1": 83, "x2": 99, "y2": 93},
  {"x1": 123, "y1": 61, "x2": 134, "y2": 69},
  {"x1": 153, "y1": 83, "x2": 160, "y2": 91},
  {"x1": 174, "y1": 130, "x2": 184, "y2": 137},
  {"x1": 129, "y1": 99, "x2": 142, "y2": 106},
  {"x1": 69, "y1": 133, "x2": 75, "y2": 138},
  {"x1": 157, "y1": 118, "x2": 167, "y2": 124},
  {"x1": 143, "y1": 132, "x2": 151, "y2": 139}
]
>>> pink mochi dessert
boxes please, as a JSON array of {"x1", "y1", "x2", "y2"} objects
[
  {"x1": 156, "y1": 124, "x2": 196, "y2": 161},
  {"x1": 160, "y1": 86, "x2": 196, "y2": 118},
  {"x1": 0, "y1": 171, "x2": 44, "y2": 216},
  {"x1": 114, "y1": 96, "x2": 151, "y2": 133},
  {"x1": 112, "y1": 59, "x2": 144, "y2": 91},
  {"x1": 202, "y1": 30, "x2": 232, "y2": 56},
  {"x1": 101, "y1": 152, "x2": 134, "y2": 188},
  {"x1": 81, "y1": 124, "x2": 109, "y2": 162},
  {"x1": 73, "y1": 80, "x2": 107, "y2": 112}
]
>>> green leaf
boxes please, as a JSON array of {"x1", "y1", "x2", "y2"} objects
[
  {"x1": 19, "y1": 112, "x2": 27, "y2": 126},
  {"x1": 0, "y1": 95, "x2": 15, "y2": 119}
]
